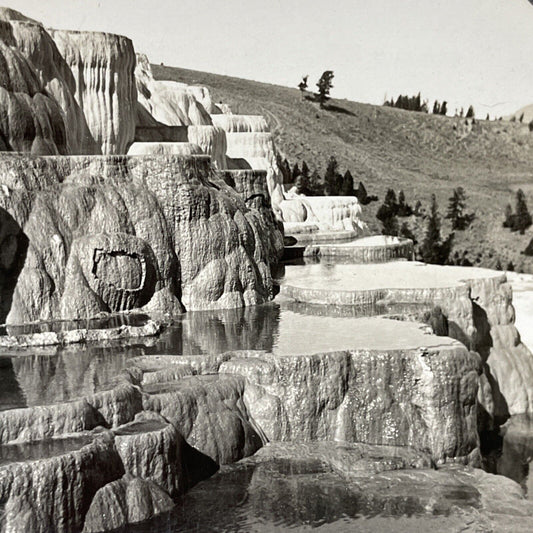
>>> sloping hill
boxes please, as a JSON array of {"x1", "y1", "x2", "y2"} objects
[
  {"x1": 508, "y1": 104, "x2": 533, "y2": 124},
  {"x1": 153, "y1": 64, "x2": 533, "y2": 272}
]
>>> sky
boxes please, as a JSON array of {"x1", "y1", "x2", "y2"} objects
[{"x1": 8, "y1": 0, "x2": 533, "y2": 117}]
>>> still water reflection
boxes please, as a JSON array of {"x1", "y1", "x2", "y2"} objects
[{"x1": 0, "y1": 300, "x2": 435, "y2": 411}]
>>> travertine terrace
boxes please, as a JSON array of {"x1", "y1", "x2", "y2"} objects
[{"x1": 1, "y1": 6, "x2": 533, "y2": 533}]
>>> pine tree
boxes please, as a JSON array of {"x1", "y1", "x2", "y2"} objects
[
  {"x1": 446, "y1": 187, "x2": 469, "y2": 230},
  {"x1": 276, "y1": 155, "x2": 292, "y2": 184},
  {"x1": 466, "y1": 105, "x2": 475, "y2": 118},
  {"x1": 420, "y1": 195, "x2": 453, "y2": 264},
  {"x1": 433, "y1": 101, "x2": 440, "y2": 114},
  {"x1": 301, "y1": 161, "x2": 310, "y2": 180},
  {"x1": 340, "y1": 170, "x2": 354, "y2": 196},
  {"x1": 298, "y1": 75, "x2": 308, "y2": 93},
  {"x1": 377, "y1": 189, "x2": 399, "y2": 234},
  {"x1": 316, "y1": 71, "x2": 334, "y2": 108},
  {"x1": 415, "y1": 93, "x2": 421, "y2": 112},
  {"x1": 381, "y1": 215, "x2": 399, "y2": 236},
  {"x1": 515, "y1": 189, "x2": 532, "y2": 234},
  {"x1": 356, "y1": 181, "x2": 368, "y2": 204},
  {"x1": 440, "y1": 101, "x2": 447, "y2": 115},
  {"x1": 295, "y1": 161, "x2": 311, "y2": 195},
  {"x1": 324, "y1": 156, "x2": 339, "y2": 195},
  {"x1": 397, "y1": 190, "x2": 412, "y2": 217},
  {"x1": 399, "y1": 221, "x2": 416, "y2": 244}
]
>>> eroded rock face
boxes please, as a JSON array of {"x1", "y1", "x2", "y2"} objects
[
  {"x1": 0, "y1": 14, "x2": 92, "y2": 155},
  {"x1": 49, "y1": 29, "x2": 137, "y2": 154},
  {"x1": 0, "y1": 382, "x2": 142, "y2": 444},
  {"x1": 0, "y1": 14, "x2": 137, "y2": 156},
  {"x1": 0, "y1": 430, "x2": 124, "y2": 533},
  {"x1": 0, "y1": 154, "x2": 280, "y2": 322},
  {"x1": 280, "y1": 261, "x2": 533, "y2": 422},
  {"x1": 220, "y1": 169, "x2": 284, "y2": 263},
  {"x1": 0, "y1": 20, "x2": 69, "y2": 155},
  {"x1": 142, "y1": 374, "x2": 264, "y2": 464},
  {"x1": 82, "y1": 475, "x2": 174, "y2": 533},
  {"x1": 219, "y1": 347, "x2": 480, "y2": 464}
]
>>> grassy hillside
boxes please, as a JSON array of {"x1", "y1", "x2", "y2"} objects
[{"x1": 152, "y1": 64, "x2": 533, "y2": 272}]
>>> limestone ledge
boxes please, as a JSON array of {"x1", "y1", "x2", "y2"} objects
[
  {"x1": 279, "y1": 195, "x2": 366, "y2": 233},
  {"x1": 280, "y1": 262, "x2": 533, "y2": 420},
  {"x1": 301, "y1": 236, "x2": 414, "y2": 262},
  {"x1": 131, "y1": 338, "x2": 480, "y2": 465},
  {"x1": 0, "y1": 319, "x2": 160, "y2": 347}
]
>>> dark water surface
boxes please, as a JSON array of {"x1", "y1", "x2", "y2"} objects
[
  {"x1": 123, "y1": 459, "x2": 453, "y2": 533},
  {"x1": 482, "y1": 415, "x2": 533, "y2": 499}
]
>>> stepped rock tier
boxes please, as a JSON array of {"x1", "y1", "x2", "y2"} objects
[{"x1": 1, "y1": 6, "x2": 533, "y2": 533}]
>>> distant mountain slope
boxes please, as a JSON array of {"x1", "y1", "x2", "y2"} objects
[
  {"x1": 508, "y1": 104, "x2": 533, "y2": 124},
  {"x1": 153, "y1": 64, "x2": 533, "y2": 272}
]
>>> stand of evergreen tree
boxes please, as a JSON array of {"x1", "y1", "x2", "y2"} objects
[
  {"x1": 384, "y1": 92, "x2": 428, "y2": 113},
  {"x1": 376, "y1": 189, "x2": 399, "y2": 235},
  {"x1": 282, "y1": 156, "x2": 378, "y2": 202},
  {"x1": 431, "y1": 100, "x2": 448, "y2": 115},
  {"x1": 376, "y1": 188, "x2": 414, "y2": 235}
]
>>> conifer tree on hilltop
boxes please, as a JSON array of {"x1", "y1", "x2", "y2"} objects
[
  {"x1": 298, "y1": 75, "x2": 308, "y2": 94},
  {"x1": 316, "y1": 70, "x2": 334, "y2": 108}
]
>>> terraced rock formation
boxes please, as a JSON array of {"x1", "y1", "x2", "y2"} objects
[
  {"x1": 0, "y1": 153, "x2": 281, "y2": 322},
  {"x1": 1, "y1": 7, "x2": 533, "y2": 533}
]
